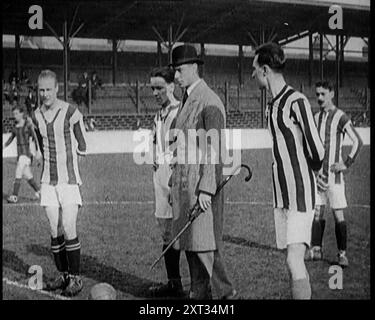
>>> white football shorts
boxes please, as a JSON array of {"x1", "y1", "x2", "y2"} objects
[
  {"x1": 316, "y1": 182, "x2": 347, "y2": 210},
  {"x1": 274, "y1": 208, "x2": 314, "y2": 249},
  {"x1": 153, "y1": 163, "x2": 173, "y2": 219},
  {"x1": 15, "y1": 155, "x2": 33, "y2": 180},
  {"x1": 40, "y1": 183, "x2": 82, "y2": 207}
]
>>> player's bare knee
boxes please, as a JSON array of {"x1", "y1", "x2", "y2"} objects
[
  {"x1": 314, "y1": 205, "x2": 324, "y2": 220},
  {"x1": 287, "y1": 244, "x2": 306, "y2": 266},
  {"x1": 333, "y1": 209, "x2": 345, "y2": 223},
  {"x1": 61, "y1": 205, "x2": 79, "y2": 237},
  {"x1": 48, "y1": 220, "x2": 59, "y2": 238},
  {"x1": 286, "y1": 251, "x2": 297, "y2": 270},
  {"x1": 62, "y1": 223, "x2": 77, "y2": 239},
  {"x1": 45, "y1": 207, "x2": 60, "y2": 237},
  {"x1": 61, "y1": 217, "x2": 76, "y2": 238}
]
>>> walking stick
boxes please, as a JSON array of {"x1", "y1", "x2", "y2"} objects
[{"x1": 150, "y1": 164, "x2": 252, "y2": 270}]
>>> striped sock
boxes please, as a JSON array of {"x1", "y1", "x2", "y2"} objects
[
  {"x1": 65, "y1": 237, "x2": 81, "y2": 275},
  {"x1": 51, "y1": 235, "x2": 68, "y2": 272}
]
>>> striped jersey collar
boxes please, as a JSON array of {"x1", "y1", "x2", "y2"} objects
[
  {"x1": 41, "y1": 100, "x2": 63, "y2": 114},
  {"x1": 321, "y1": 105, "x2": 336, "y2": 114},
  {"x1": 268, "y1": 84, "x2": 289, "y2": 106},
  {"x1": 158, "y1": 101, "x2": 179, "y2": 122}
]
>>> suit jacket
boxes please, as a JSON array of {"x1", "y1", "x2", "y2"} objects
[{"x1": 170, "y1": 79, "x2": 226, "y2": 252}]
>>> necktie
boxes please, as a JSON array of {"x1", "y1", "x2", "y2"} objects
[{"x1": 182, "y1": 90, "x2": 188, "y2": 106}]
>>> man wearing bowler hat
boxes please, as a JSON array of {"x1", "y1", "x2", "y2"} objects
[{"x1": 169, "y1": 44, "x2": 237, "y2": 299}]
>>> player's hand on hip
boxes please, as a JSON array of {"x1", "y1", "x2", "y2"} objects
[
  {"x1": 330, "y1": 162, "x2": 347, "y2": 173},
  {"x1": 153, "y1": 161, "x2": 159, "y2": 172},
  {"x1": 168, "y1": 193, "x2": 172, "y2": 206},
  {"x1": 198, "y1": 192, "x2": 212, "y2": 211}
]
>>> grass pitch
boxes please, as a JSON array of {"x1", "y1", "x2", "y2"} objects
[{"x1": 2, "y1": 147, "x2": 370, "y2": 300}]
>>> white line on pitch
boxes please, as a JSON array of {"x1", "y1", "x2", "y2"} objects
[
  {"x1": 2, "y1": 200, "x2": 370, "y2": 209},
  {"x1": 226, "y1": 202, "x2": 370, "y2": 209},
  {"x1": 2, "y1": 278, "x2": 71, "y2": 300}
]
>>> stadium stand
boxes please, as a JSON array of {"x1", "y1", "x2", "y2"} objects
[{"x1": 3, "y1": 47, "x2": 369, "y2": 132}]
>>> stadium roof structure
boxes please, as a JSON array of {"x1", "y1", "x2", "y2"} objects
[
  {"x1": 3, "y1": 0, "x2": 369, "y2": 107},
  {"x1": 3, "y1": 0, "x2": 370, "y2": 46}
]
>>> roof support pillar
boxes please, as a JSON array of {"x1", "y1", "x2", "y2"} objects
[
  {"x1": 15, "y1": 34, "x2": 21, "y2": 81},
  {"x1": 335, "y1": 33, "x2": 340, "y2": 107},
  {"x1": 112, "y1": 38, "x2": 118, "y2": 85},
  {"x1": 238, "y1": 44, "x2": 243, "y2": 86},
  {"x1": 260, "y1": 26, "x2": 266, "y2": 128},
  {"x1": 157, "y1": 41, "x2": 162, "y2": 67},
  {"x1": 319, "y1": 32, "x2": 324, "y2": 81},
  {"x1": 308, "y1": 31, "x2": 313, "y2": 86},
  {"x1": 152, "y1": 14, "x2": 189, "y2": 66},
  {"x1": 340, "y1": 34, "x2": 344, "y2": 87},
  {"x1": 63, "y1": 20, "x2": 69, "y2": 101}
]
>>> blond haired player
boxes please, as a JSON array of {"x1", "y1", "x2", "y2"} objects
[{"x1": 33, "y1": 70, "x2": 87, "y2": 297}]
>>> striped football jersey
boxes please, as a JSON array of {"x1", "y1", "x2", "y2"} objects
[
  {"x1": 314, "y1": 107, "x2": 363, "y2": 185},
  {"x1": 4, "y1": 120, "x2": 38, "y2": 160},
  {"x1": 34, "y1": 100, "x2": 87, "y2": 186},
  {"x1": 266, "y1": 85, "x2": 325, "y2": 212},
  {"x1": 152, "y1": 102, "x2": 179, "y2": 163}
]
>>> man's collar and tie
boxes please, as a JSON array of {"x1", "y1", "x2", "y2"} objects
[
  {"x1": 182, "y1": 78, "x2": 202, "y2": 107},
  {"x1": 182, "y1": 90, "x2": 188, "y2": 106}
]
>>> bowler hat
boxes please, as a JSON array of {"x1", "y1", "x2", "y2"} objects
[{"x1": 170, "y1": 44, "x2": 204, "y2": 67}]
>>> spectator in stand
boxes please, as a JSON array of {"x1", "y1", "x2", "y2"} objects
[
  {"x1": 79, "y1": 71, "x2": 90, "y2": 88},
  {"x1": 72, "y1": 72, "x2": 89, "y2": 110},
  {"x1": 20, "y1": 70, "x2": 31, "y2": 86},
  {"x1": 79, "y1": 72, "x2": 90, "y2": 110},
  {"x1": 90, "y1": 71, "x2": 102, "y2": 101},
  {"x1": 5, "y1": 79, "x2": 20, "y2": 106},
  {"x1": 8, "y1": 69, "x2": 19, "y2": 85},
  {"x1": 25, "y1": 86, "x2": 38, "y2": 117}
]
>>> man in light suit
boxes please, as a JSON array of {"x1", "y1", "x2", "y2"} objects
[{"x1": 169, "y1": 44, "x2": 237, "y2": 299}]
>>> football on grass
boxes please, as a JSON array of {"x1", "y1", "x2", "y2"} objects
[{"x1": 89, "y1": 283, "x2": 117, "y2": 300}]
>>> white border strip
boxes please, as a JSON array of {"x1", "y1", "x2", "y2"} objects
[
  {"x1": 2, "y1": 277, "x2": 71, "y2": 300},
  {"x1": 3, "y1": 128, "x2": 370, "y2": 157},
  {"x1": 2, "y1": 200, "x2": 370, "y2": 209}
]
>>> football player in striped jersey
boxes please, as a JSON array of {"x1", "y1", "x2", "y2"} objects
[
  {"x1": 306, "y1": 81, "x2": 363, "y2": 267},
  {"x1": 147, "y1": 66, "x2": 183, "y2": 297},
  {"x1": 33, "y1": 70, "x2": 87, "y2": 297},
  {"x1": 3, "y1": 105, "x2": 41, "y2": 203},
  {"x1": 252, "y1": 42, "x2": 325, "y2": 299}
]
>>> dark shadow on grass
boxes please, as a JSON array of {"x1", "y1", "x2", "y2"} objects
[
  {"x1": 223, "y1": 234, "x2": 286, "y2": 253},
  {"x1": 3, "y1": 249, "x2": 31, "y2": 275},
  {"x1": 26, "y1": 244, "x2": 160, "y2": 298},
  {"x1": 3, "y1": 248, "x2": 68, "y2": 284},
  {"x1": 307, "y1": 257, "x2": 343, "y2": 267}
]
